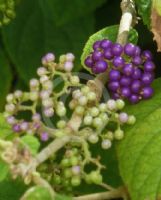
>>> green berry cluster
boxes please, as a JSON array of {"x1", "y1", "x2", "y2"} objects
[{"x1": 0, "y1": 0, "x2": 17, "y2": 26}]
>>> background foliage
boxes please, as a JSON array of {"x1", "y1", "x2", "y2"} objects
[{"x1": 1, "y1": 0, "x2": 161, "y2": 200}]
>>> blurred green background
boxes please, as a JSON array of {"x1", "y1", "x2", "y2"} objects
[{"x1": 0, "y1": 0, "x2": 160, "y2": 111}]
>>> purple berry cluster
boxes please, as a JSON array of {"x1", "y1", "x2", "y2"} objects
[{"x1": 84, "y1": 40, "x2": 155, "y2": 103}]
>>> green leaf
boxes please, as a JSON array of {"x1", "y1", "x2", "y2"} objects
[
  {"x1": 21, "y1": 135, "x2": 40, "y2": 155},
  {"x1": 117, "y1": 78, "x2": 161, "y2": 200},
  {"x1": 55, "y1": 194, "x2": 72, "y2": 200},
  {"x1": 0, "y1": 176, "x2": 28, "y2": 200},
  {"x1": 0, "y1": 160, "x2": 9, "y2": 182},
  {"x1": 0, "y1": 47, "x2": 12, "y2": 111},
  {"x1": 39, "y1": 0, "x2": 106, "y2": 26},
  {"x1": 21, "y1": 186, "x2": 53, "y2": 200},
  {"x1": 153, "y1": 0, "x2": 161, "y2": 15},
  {"x1": 135, "y1": 0, "x2": 152, "y2": 28},
  {"x1": 81, "y1": 25, "x2": 138, "y2": 73},
  {"x1": 2, "y1": 0, "x2": 94, "y2": 83},
  {"x1": 0, "y1": 113, "x2": 14, "y2": 139}
]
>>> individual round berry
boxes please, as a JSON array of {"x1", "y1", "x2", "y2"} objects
[
  {"x1": 108, "y1": 81, "x2": 120, "y2": 92},
  {"x1": 132, "y1": 56, "x2": 142, "y2": 65},
  {"x1": 131, "y1": 80, "x2": 142, "y2": 93},
  {"x1": 90, "y1": 107, "x2": 99, "y2": 117},
  {"x1": 114, "y1": 129, "x2": 124, "y2": 140},
  {"x1": 72, "y1": 89, "x2": 82, "y2": 99},
  {"x1": 57, "y1": 120, "x2": 66, "y2": 129},
  {"x1": 81, "y1": 86, "x2": 90, "y2": 95},
  {"x1": 43, "y1": 107, "x2": 54, "y2": 117},
  {"x1": 112, "y1": 43, "x2": 123, "y2": 56},
  {"x1": 142, "y1": 87, "x2": 154, "y2": 99},
  {"x1": 56, "y1": 106, "x2": 66, "y2": 117},
  {"x1": 121, "y1": 87, "x2": 131, "y2": 98},
  {"x1": 87, "y1": 92, "x2": 96, "y2": 101},
  {"x1": 84, "y1": 115, "x2": 93, "y2": 125},
  {"x1": 72, "y1": 166, "x2": 81, "y2": 175},
  {"x1": 144, "y1": 61, "x2": 155, "y2": 72},
  {"x1": 93, "y1": 117, "x2": 103, "y2": 128},
  {"x1": 71, "y1": 176, "x2": 81, "y2": 187},
  {"x1": 122, "y1": 63, "x2": 134, "y2": 76},
  {"x1": 127, "y1": 115, "x2": 136, "y2": 125},
  {"x1": 104, "y1": 48, "x2": 114, "y2": 60},
  {"x1": 107, "y1": 99, "x2": 116, "y2": 110},
  {"x1": 92, "y1": 50, "x2": 103, "y2": 61},
  {"x1": 120, "y1": 76, "x2": 131, "y2": 86},
  {"x1": 37, "y1": 67, "x2": 47, "y2": 76},
  {"x1": 75, "y1": 106, "x2": 85, "y2": 115},
  {"x1": 14, "y1": 90, "x2": 23, "y2": 98},
  {"x1": 93, "y1": 41, "x2": 101, "y2": 50},
  {"x1": 142, "y1": 50, "x2": 153, "y2": 60},
  {"x1": 119, "y1": 112, "x2": 128, "y2": 123},
  {"x1": 20, "y1": 122, "x2": 29, "y2": 131},
  {"x1": 124, "y1": 43, "x2": 136, "y2": 56},
  {"x1": 12, "y1": 124, "x2": 21, "y2": 132},
  {"x1": 105, "y1": 131, "x2": 114, "y2": 140},
  {"x1": 100, "y1": 39, "x2": 112, "y2": 49},
  {"x1": 113, "y1": 56, "x2": 124, "y2": 68},
  {"x1": 84, "y1": 56, "x2": 94, "y2": 68},
  {"x1": 94, "y1": 60, "x2": 108, "y2": 73},
  {"x1": 64, "y1": 61, "x2": 73, "y2": 72},
  {"x1": 32, "y1": 113, "x2": 41, "y2": 121},
  {"x1": 109, "y1": 69, "x2": 121, "y2": 81},
  {"x1": 66, "y1": 53, "x2": 75, "y2": 61},
  {"x1": 133, "y1": 68, "x2": 142, "y2": 79},
  {"x1": 63, "y1": 168, "x2": 72, "y2": 178},
  {"x1": 101, "y1": 139, "x2": 112, "y2": 149},
  {"x1": 99, "y1": 113, "x2": 109, "y2": 123},
  {"x1": 6, "y1": 94, "x2": 14, "y2": 103},
  {"x1": 70, "y1": 76, "x2": 80, "y2": 85},
  {"x1": 116, "y1": 99, "x2": 125, "y2": 109},
  {"x1": 78, "y1": 96, "x2": 88, "y2": 106},
  {"x1": 88, "y1": 134, "x2": 99, "y2": 144},
  {"x1": 89, "y1": 171, "x2": 102, "y2": 184},
  {"x1": 40, "y1": 132, "x2": 49, "y2": 141},
  {"x1": 42, "y1": 98, "x2": 54, "y2": 108},
  {"x1": 134, "y1": 46, "x2": 141, "y2": 56},
  {"x1": 129, "y1": 94, "x2": 140, "y2": 104},
  {"x1": 99, "y1": 103, "x2": 107, "y2": 112},
  {"x1": 5, "y1": 103, "x2": 15, "y2": 113},
  {"x1": 40, "y1": 75, "x2": 49, "y2": 84},
  {"x1": 30, "y1": 79, "x2": 39, "y2": 88},
  {"x1": 141, "y1": 73, "x2": 153, "y2": 85},
  {"x1": 7, "y1": 116, "x2": 16, "y2": 125},
  {"x1": 40, "y1": 90, "x2": 50, "y2": 99}
]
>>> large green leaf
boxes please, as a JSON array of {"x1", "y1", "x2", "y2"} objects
[
  {"x1": 39, "y1": 0, "x2": 106, "y2": 26},
  {"x1": 0, "y1": 113, "x2": 14, "y2": 139},
  {"x1": 2, "y1": 0, "x2": 94, "y2": 83},
  {"x1": 55, "y1": 194, "x2": 72, "y2": 200},
  {"x1": 21, "y1": 135, "x2": 40, "y2": 156},
  {"x1": 117, "y1": 78, "x2": 161, "y2": 200},
  {"x1": 135, "y1": 0, "x2": 152, "y2": 28},
  {"x1": 81, "y1": 25, "x2": 138, "y2": 73},
  {"x1": 0, "y1": 47, "x2": 12, "y2": 111},
  {"x1": 21, "y1": 186, "x2": 53, "y2": 200}
]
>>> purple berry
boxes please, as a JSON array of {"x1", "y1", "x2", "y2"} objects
[
  {"x1": 85, "y1": 56, "x2": 94, "y2": 68},
  {"x1": 142, "y1": 87, "x2": 154, "y2": 99},
  {"x1": 133, "y1": 68, "x2": 142, "y2": 79},
  {"x1": 109, "y1": 69, "x2": 121, "y2": 81},
  {"x1": 131, "y1": 80, "x2": 142, "y2": 93},
  {"x1": 132, "y1": 56, "x2": 142, "y2": 65},
  {"x1": 100, "y1": 39, "x2": 112, "y2": 49},
  {"x1": 134, "y1": 46, "x2": 141, "y2": 56},
  {"x1": 129, "y1": 94, "x2": 140, "y2": 104},
  {"x1": 122, "y1": 63, "x2": 134, "y2": 76},
  {"x1": 113, "y1": 56, "x2": 125, "y2": 68},
  {"x1": 93, "y1": 41, "x2": 101, "y2": 50},
  {"x1": 104, "y1": 48, "x2": 114, "y2": 60},
  {"x1": 121, "y1": 87, "x2": 131, "y2": 98},
  {"x1": 144, "y1": 61, "x2": 155, "y2": 72},
  {"x1": 92, "y1": 50, "x2": 103, "y2": 61},
  {"x1": 41, "y1": 132, "x2": 49, "y2": 141},
  {"x1": 12, "y1": 124, "x2": 21, "y2": 132},
  {"x1": 142, "y1": 50, "x2": 153, "y2": 60},
  {"x1": 112, "y1": 43, "x2": 123, "y2": 56},
  {"x1": 141, "y1": 73, "x2": 154, "y2": 85},
  {"x1": 94, "y1": 60, "x2": 108, "y2": 73},
  {"x1": 120, "y1": 76, "x2": 131, "y2": 86},
  {"x1": 108, "y1": 81, "x2": 120, "y2": 92},
  {"x1": 124, "y1": 43, "x2": 136, "y2": 56}
]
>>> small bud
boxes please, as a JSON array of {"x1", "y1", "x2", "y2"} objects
[
  {"x1": 70, "y1": 75, "x2": 80, "y2": 85},
  {"x1": 20, "y1": 122, "x2": 29, "y2": 131},
  {"x1": 114, "y1": 129, "x2": 124, "y2": 140},
  {"x1": 127, "y1": 115, "x2": 136, "y2": 125},
  {"x1": 66, "y1": 53, "x2": 75, "y2": 61},
  {"x1": 101, "y1": 139, "x2": 112, "y2": 149},
  {"x1": 57, "y1": 120, "x2": 66, "y2": 129},
  {"x1": 119, "y1": 112, "x2": 128, "y2": 123},
  {"x1": 5, "y1": 104, "x2": 15, "y2": 113},
  {"x1": 12, "y1": 124, "x2": 21, "y2": 132},
  {"x1": 99, "y1": 103, "x2": 107, "y2": 112},
  {"x1": 14, "y1": 90, "x2": 23, "y2": 98},
  {"x1": 93, "y1": 117, "x2": 103, "y2": 128},
  {"x1": 107, "y1": 99, "x2": 117, "y2": 111},
  {"x1": 90, "y1": 107, "x2": 99, "y2": 117},
  {"x1": 75, "y1": 106, "x2": 85, "y2": 115},
  {"x1": 6, "y1": 94, "x2": 14, "y2": 103},
  {"x1": 42, "y1": 53, "x2": 55, "y2": 65},
  {"x1": 64, "y1": 61, "x2": 73, "y2": 72},
  {"x1": 81, "y1": 86, "x2": 90, "y2": 95},
  {"x1": 116, "y1": 99, "x2": 125, "y2": 110},
  {"x1": 32, "y1": 113, "x2": 41, "y2": 121},
  {"x1": 78, "y1": 96, "x2": 87, "y2": 106},
  {"x1": 43, "y1": 107, "x2": 54, "y2": 117},
  {"x1": 40, "y1": 75, "x2": 49, "y2": 84},
  {"x1": 72, "y1": 90, "x2": 82, "y2": 99},
  {"x1": 7, "y1": 116, "x2": 16, "y2": 125},
  {"x1": 42, "y1": 98, "x2": 53, "y2": 107},
  {"x1": 40, "y1": 90, "x2": 50, "y2": 99},
  {"x1": 30, "y1": 91, "x2": 39, "y2": 101},
  {"x1": 43, "y1": 80, "x2": 53, "y2": 91},
  {"x1": 30, "y1": 79, "x2": 39, "y2": 88},
  {"x1": 88, "y1": 134, "x2": 99, "y2": 144},
  {"x1": 72, "y1": 165, "x2": 81, "y2": 175},
  {"x1": 84, "y1": 115, "x2": 93, "y2": 125},
  {"x1": 37, "y1": 67, "x2": 47, "y2": 76},
  {"x1": 87, "y1": 92, "x2": 96, "y2": 101}
]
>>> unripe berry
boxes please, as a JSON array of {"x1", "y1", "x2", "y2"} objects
[
  {"x1": 5, "y1": 103, "x2": 15, "y2": 113},
  {"x1": 99, "y1": 113, "x2": 109, "y2": 123},
  {"x1": 88, "y1": 134, "x2": 99, "y2": 144},
  {"x1": 52, "y1": 175, "x2": 61, "y2": 184},
  {"x1": 93, "y1": 117, "x2": 103, "y2": 128},
  {"x1": 72, "y1": 166, "x2": 81, "y2": 175},
  {"x1": 40, "y1": 75, "x2": 49, "y2": 84},
  {"x1": 87, "y1": 92, "x2": 96, "y2": 101},
  {"x1": 84, "y1": 115, "x2": 93, "y2": 125},
  {"x1": 66, "y1": 53, "x2": 75, "y2": 61},
  {"x1": 119, "y1": 112, "x2": 128, "y2": 123},
  {"x1": 61, "y1": 158, "x2": 70, "y2": 167},
  {"x1": 7, "y1": 116, "x2": 16, "y2": 125},
  {"x1": 90, "y1": 107, "x2": 99, "y2": 117},
  {"x1": 99, "y1": 103, "x2": 107, "y2": 112},
  {"x1": 55, "y1": 130, "x2": 65, "y2": 138},
  {"x1": 14, "y1": 90, "x2": 23, "y2": 98},
  {"x1": 42, "y1": 98, "x2": 53, "y2": 107},
  {"x1": 43, "y1": 81, "x2": 53, "y2": 91},
  {"x1": 37, "y1": 67, "x2": 47, "y2": 76},
  {"x1": 57, "y1": 120, "x2": 66, "y2": 129},
  {"x1": 6, "y1": 94, "x2": 14, "y2": 103},
  {"x1": 114, "y1": 129, "x2": 124, "y2": 140},
  {"x1": 69, "y1": 99, "x2": 77, "y2": 110},
  {"x1": 72, "y1": 90, "x2": 82, "y2": 99},
  {"x1": 70, "y1": 75, "x2": 80, "y2": 85},
  {"x1": 32, "y1": 113, "x2": 41, "y2": 121},
  {"x1": 70, "y1": 156, "x2": 79, "y2": 166},
  {"x1": 89, "y1": 171, "x2": 102, "y2": 184},
  {"x1": 30, "y1": 79, "x2": 39, "y2": 88},
  {"x1": 30, "y1": 91, "x2": 39, "y2": 101},
  {"x1": 64, "y1": 61, "x2": 73, "y2": 72},
  {"x1": 105, "y1": 131, "x2": 114, "y2": 140},
  {"x1": 116, "y1": 99, "x2": 125, "y2": 110},
  {"x1": 107, "y1": 99, "x2": 117, "y2": 111},
  {"x1": 78, "y1": 96, "x2": 87, "y2": 106},
  {"x1": 75, "y1": 106, "x2": 85, "y2": 115},
  {"x1": 20, "y1": 122, "x2": 29, "y2": 131},
  {"x1": 63, "y1": 168, "x2": 72, "y2": 178},
  {"x1": 40, "y1": 90, "x2": 50, "y2": 99},
  {"x1": 127, "y1": 115, "x2": 136, "y2": 124},
  {"x1": 71, "y1": 176, "x2": 81, "y2": 186},
  {"x1": 43, "y1": 107, "x2": 54, "y2": 117},
  {"x1": 101, "y1": 139, "x2": 112, "y2": 149},
  {"x1": 81, "y1": 86, "x2": 90, "y2": 95}
]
